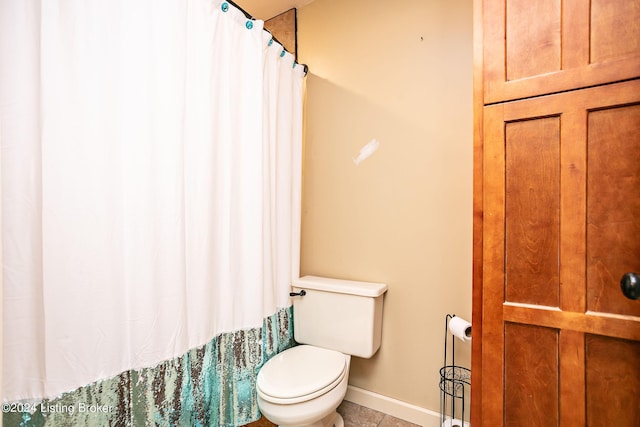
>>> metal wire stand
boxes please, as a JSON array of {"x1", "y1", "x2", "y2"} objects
[{"x1": 439, "y1": 314, "x2": 471, "y2": 427}]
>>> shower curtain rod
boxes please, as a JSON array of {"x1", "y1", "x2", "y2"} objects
[{"x1": 226, "y1": 0, "x2": 309, "y2": 75}]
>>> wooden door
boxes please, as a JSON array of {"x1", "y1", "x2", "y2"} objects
[
  {"x1": 481, "y1": 79, "x2": 640, "y2": 426},
  {"x1": 482, "y1": 0, "x2": 640, "y2": 103}
]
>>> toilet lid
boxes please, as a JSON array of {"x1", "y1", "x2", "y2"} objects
[{"x1": 257, "y1": 345, "x2": 346, "y2": 400}]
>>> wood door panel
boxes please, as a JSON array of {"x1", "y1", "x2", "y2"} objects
[
  {"x1": 585, "y1": 334, "x2": 640, "y2": 426},
  {"x1": 483, "y1": 0, "x2": 640, "y2": 103},
  {"x1": 504, "y1": 323, "x2": 559, "y2": 426},
  {"x1": 587, "y1": 104, "x2": 640, "y2": 317},
  {"x1": 505, "y1": 117, "x2": 560, "y2": 307},
  {"x1": 591, "y1": 0, "x2": 640, "y2": 63},
  {"x1": 482, "y1": 80, "x2": 640, "y2": 427},
  {"x1": 505, "y1": 0, "x2": 561, "y2": 82}
]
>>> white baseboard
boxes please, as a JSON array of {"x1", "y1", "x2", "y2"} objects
[{"x1": 344, "y1": 385, "x2": 441, "y2": 427}]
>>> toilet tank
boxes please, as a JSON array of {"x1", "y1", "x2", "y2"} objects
[{"x1": 291, "y1": 276, "x2": 388, "y2": 358}]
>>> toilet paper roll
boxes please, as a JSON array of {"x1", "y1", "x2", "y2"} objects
[
  {"x1": 442, "y1": 418, "x2": 470, "y2": 427},
  {"x1": 448, "y1": 316, "x2": 472, "y2": 342}
]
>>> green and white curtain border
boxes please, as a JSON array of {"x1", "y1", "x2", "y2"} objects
[{"x1": 4, "y1": 306, "x2": 294, "y2": 427}]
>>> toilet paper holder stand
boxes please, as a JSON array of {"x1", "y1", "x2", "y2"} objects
[{"x1": 439, "y1": 314, "x2": 471, "y2": 427}]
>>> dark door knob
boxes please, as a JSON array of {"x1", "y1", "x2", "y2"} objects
[{"x1": 620, "y1": 272, "x2": 640, "y2": 300}]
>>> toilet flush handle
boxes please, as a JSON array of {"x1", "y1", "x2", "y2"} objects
[{"x1": 289, "y1": 290, "x2": 306, "y2": 297}]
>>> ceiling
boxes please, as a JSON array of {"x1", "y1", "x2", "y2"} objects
[{"x1": 233, "y1": 0, "x2": 316, "y2": 20}]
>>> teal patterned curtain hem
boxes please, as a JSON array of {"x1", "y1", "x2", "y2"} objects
[{"x1": 4, "y1": 306, "x2": 294, "y2": 427}]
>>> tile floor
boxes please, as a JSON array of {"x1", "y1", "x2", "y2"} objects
[{"x1": 243, "y1": 400, "x2": 421, "y2": 427}]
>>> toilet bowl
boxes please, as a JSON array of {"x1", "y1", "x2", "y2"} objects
[
  {"x1": 256, "y1": 276, "x2": 387, "y2": 427},
  {"x1": 256, "y1": 345, "x2": 351, "y2": 427}
]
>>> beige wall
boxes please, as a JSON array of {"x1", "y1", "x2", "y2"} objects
[{"x1": 297, "y1": 0, "x2": 473, "y2": 412}]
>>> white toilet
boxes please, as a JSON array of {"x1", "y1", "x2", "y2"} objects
[{"x1": 256, "y1": 276, "x2": 388, "y2": 427}]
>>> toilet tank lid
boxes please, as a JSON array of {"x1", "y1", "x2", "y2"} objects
[{"x1": 292, "y1": 276, "x2": 388, "y2": 297}]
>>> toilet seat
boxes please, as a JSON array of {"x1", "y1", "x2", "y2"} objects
[{"x1": 257, "y1": 345, "x2": 347, "y2": 404}]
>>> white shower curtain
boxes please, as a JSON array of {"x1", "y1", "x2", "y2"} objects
[{"x1": 0, "y1": 0, "x2": 303, "y2": 414}]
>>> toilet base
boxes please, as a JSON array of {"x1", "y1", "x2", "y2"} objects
[{"x1": 279, "y1": 411, "x2": 343, "y2": 427}]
